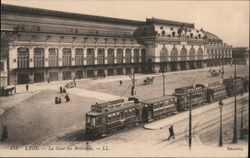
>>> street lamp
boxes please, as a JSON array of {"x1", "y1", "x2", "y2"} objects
[
  {"x1": 162, "y1": 71, "x2": 166, "y2": 96},
  {"x1": 240, "y1": 89, "x2": 244, "y2": 139},
  {"x1": 218, "y1": 100, "x2": 223, "y2": 147},
  {"x1": 231, "y1": 58, "x2": 237, "y2": 143}
]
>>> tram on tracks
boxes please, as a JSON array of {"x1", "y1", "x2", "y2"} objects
[{"x1": 85, "y1": 75, "x2": 249, "y2": 139}]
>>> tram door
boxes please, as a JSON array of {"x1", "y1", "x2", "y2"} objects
[{"x1": 142, "y1": 104, "x2": 153, "y2": 122}]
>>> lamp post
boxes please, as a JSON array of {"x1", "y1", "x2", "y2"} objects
[
  {"x1": 240, "y1": 89, "x2": 244, "y2": 139},
  {"x1": 218, "y1": 100, "x2": 223, "y2": 147},
  {"x1": 232, "y1": 59, "x2": 237, "y2": 143},
  {"x1": 188, "y1": 90, "x2": 192, "y2": 150},
  {"x1": 162, "y1": 71, "x2": 166, "y2": 96}
]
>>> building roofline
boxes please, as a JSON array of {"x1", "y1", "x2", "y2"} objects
[
  {"x1": 1, "y1": 4, "x2": 145, "y2": 26},
  {"x1": 146, "y1": 17, "x2": 195, "y2": 28}
]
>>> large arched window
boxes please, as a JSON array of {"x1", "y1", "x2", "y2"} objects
[
  {"x1": 141, "y1": 49, "x2": 146, "y2": 62},
  {"x1": 17, "y1": 47, "x2": 29, "y2": 68},
  {"x1": 197, "y1": 47, "x2": 203, "y2": 60},
  {"x1": 87, "y1": 48, "x2": 94, "y2": 65},
  {"x1": 207, "y1": 49, "x2": 210, "y2": 59},
  {"x1": 170, "y1": 47, "x2": 178, "y2": 61},
  {"x1": 180, "y1": 47, "x2": 187, "y2": 61},
  {"x1": 116, "y1": 49, "x2": 123, "y2": 64},
  {"x1": 211, "y1": 49, "x2": 214, "y2": 59},
  {"x1": 160, "y1": 47, "x2": 168, "y2": 62},
  {"x1": 189, "y1": 47, "x2": 196, "y2": 60},
  {"x1": 62, "y1": 48, "x2": 72, "y2": 66},
  {"x1": 48, "y1": 48, "x2": 58, "y2": 67},
  {"x1": 107, "y1": 48, "x2": 114, "y2": 64},
  {"x1": 34, "y1": 48, "x2": 44, "y2": 67},
  {"x1": 75, "y1": 48, "x2": 83, "y2": 65},
  {"x1": 97, "y1": 48, "x2": 105, "y2": 64},
  {"x1": 125, "y1": 49, "x2": 132, "y2": 63},
  {"x1": 133, "y1": 49, "x2": 140, "y2": 63}
]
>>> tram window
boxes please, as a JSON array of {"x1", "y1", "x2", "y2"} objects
[
  {"x1": 120, "y1": 111, "x2": 125, "y2": 119},
  {"x1": 107, "y1": 116, "x2": 111, "y2": 123},
  {"x1": 96, "y1": 117, "x2": 102, "y2": 125},
  {"x1": 90, "y1": 117, "x2": 96, "y2": 127},
  {"x1": 86, "y1": 115, "x2": 90, "y2": 125}
]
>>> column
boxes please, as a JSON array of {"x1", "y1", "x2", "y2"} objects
[
  {"x1": 186, "y1": 62, "x2": 189, "y2": 70},
  {"x1": 194, "y1": 61, "x2": 197, "y2": 69},
  {"x1": 131, "y1": 67, "x2": 134, "y2": 74},
  {"x1": 44, "y1": 48, "x2": 49, "y2": 67},
  {"x1": 9, "y1": 46, "x2": 18, "y2": 69},
  {"x1": 122, "y1": 67, "x2": 126, "y2": 75},
  {"x1": 104, "y1": 48, "x2": 108, "y2": 64},
  {"x1": 72, "y1": 48, "x2": 75, "y2": 66},
  {"x1": 83, "y1": 48, "x2": 87, "y2": 65},
  {"x1": 131, "y1": 49, "x2": 134, "y2": 63},
  {"x1": 167, "y1": 63, "x2": 171, "y2": 72},
  {"x1": 29, "y1": 47, "x2": 34, "y2": 68},
  {"x1": 58, "y1": 69, "x2": 63, "y2": 80},
  {"x1": 94, "y1": 48, "x2": 98, "y2": 65},
  {"x1": 58, "y1": 48, "x2": 63, "y2": 66},
  {"x1": 104, "y1": 69, "x2": 108, "y2": 76},
  {"x1": 202, "y1": 61, "x2": 207, "y2": 68},
  {"x1": 71, "y1": 69, "x2": 75, "y2": 79},
  {"x1": 139, "y1": 49, "x2": 142, "y2": 63},
  {"x1": 176, "y1": 62, "x2": 180, "y2": 71},
  {"x1": 114, "y1": 48, "x2": 117, "y2": 64},
  {"x1": 94, "y1": 69, "x2": 98, "y2": 76}
]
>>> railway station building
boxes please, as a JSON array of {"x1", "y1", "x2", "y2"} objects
[{"x1": 1, "y1": 4, "x2": 233, "y2": 85}]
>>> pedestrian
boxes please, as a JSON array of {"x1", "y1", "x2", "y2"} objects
[
  {"x1": 1, "y1": 126, "x2": 8, "y2": 141},
  {"x1": 73, "y1": 78, "x2": 76, "y2": 87},
  {"x1": 26, "y1": 84, "x2": 29, "y2": 91},
  {"x1": 60, "y1": 86, "x2": 63, "y2": 93},
  {"x1": 167, "y1": 125, "x2": 175, "y2": 140},
  {"x1": 63, "y1": 88, "x2": 67, "y2": 93},
  {"x1": 86, "y1": 142, "x2": 92, "y2": 150},
  {"x1": 47, "y1": 78, "x2": 50, "y2": 83},
  {"x1": 65, "y1": 93, "x2": 70, "y2": 103},
  {"x1": 120, "y1": 80, "x2": 123, "y2": 86}
]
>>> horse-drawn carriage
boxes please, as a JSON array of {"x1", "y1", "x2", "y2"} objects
[
  {"x1": 208, "y1": 69, "x2": 220, "y2": 77},
  {"x1": 0, "y1": 86, "x2": 16, "y2": 96},
  {"x1": 64, "y1": 81, "x2": 76, "y2": 89},
  {"x1": 143, "y1": 77, "x2": 154, "y2": 85}
]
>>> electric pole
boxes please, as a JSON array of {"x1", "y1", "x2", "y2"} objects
[
  {"x1": 162, "y1": 71, "x2": 166, "y2": 96},
  {"x1": 232, "y1": 59, "x2": 237, "y2": 143}
]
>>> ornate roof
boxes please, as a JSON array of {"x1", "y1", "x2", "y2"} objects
[
  {"x1": 202, "y1": 31, "x2": 222, "y2": 42},
  {"x1": 1, "y1": 4, "x2": 145, "y2": 26}
]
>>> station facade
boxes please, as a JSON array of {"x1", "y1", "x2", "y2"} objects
[{"x1": 1, "y1": 4, "x2": 233, "y2": 85}]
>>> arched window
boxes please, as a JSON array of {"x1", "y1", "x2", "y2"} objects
[
  {"x1": 107, "y1": 48, "x2": 114, "y2": 64},
  {"x1": 125, "y1": 49, "x2": 132, "y2": 63},
  {"x1": 211, "y1": 49, "x2": 214, "y2": 59},
  {"x1": 75, "y1": 48, "x2": 83, "y2": 65},
  {"x1": 116, "y1": 49, "x2": 123, "y2": 64},
  {"x1": 214, "y1": 49, "x2": 218, "y2": 59},
  {"x1": 97, "y1": 48, "x2": 105, "y2": 64},
  {"x1": 62, "y1": 48, "x2": 72, "y2": 66},
  {"x1": 87, "y1": 48, "x2": 94, "y2": 65},
  {"x1": 207, "y1": 49, "x2": 210, "y2": 59},
  {"x1": 180, "y1": 47, "x2": 187, "y2": 61},
  {"x1": 189, "y1": 47, "x2": 196, "y2": 60},
  {"x1": 160, "y1": 47, "x2": 168, "y2": 62},
  {"x1": 34, "y1": 48, "x2": 44, "y2": 67},
  {"x1": 170, "y1": 47, "x2": 178, "y2": 61},
  {"x1": 17, "y1": 47, "x2": 29, "y2": 68},
  {"x1": 141, "y1": 49, "x2": 146, "y2": 62},
  {"x1": 133, "y1": 49, "x2": 139, "y2": 63},
  {"x1": 197, "y1": 47, "x2": 203, "y2": 60},
  {"x1": 49, "y1": 48, "x2": 58, "y2": 67}
]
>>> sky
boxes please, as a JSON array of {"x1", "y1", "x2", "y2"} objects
[{"x1": 2, "y1": 0, "x2": 249, "y2": 47}]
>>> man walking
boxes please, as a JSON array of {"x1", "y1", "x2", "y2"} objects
[
  {"x1": 26, "y1": 84, "x2": 29, "y2": 92},
  {"x1": 167, "y1": 125, "x2": 175, "y2": 140}
]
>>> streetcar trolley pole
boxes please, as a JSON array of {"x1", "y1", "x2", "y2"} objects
[
  {"x1": 218, "y1": 100, "x2": 223, "y2": 147},
  {"x1": 188, "y1": 88, "x2": 193, "y2": 150},
  {"x1": 162, "y1": 71, "x2": 166, "y2": 96},
  {"x1": 231, "y1": 58, "x2": 237, "y2": 144},
  {"x1": 240, "y1": 89, "x2": 244, "y2": 139}
]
